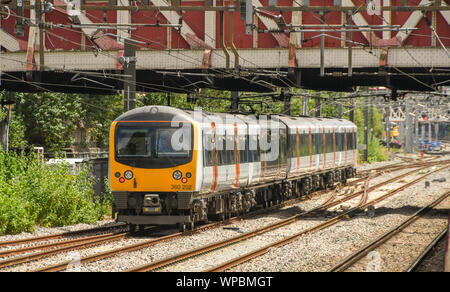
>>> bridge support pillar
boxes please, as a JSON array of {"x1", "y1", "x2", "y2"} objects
[
  {"x1": 405, "y1": 99, "x2": 414, "y2": 153},
  {"x1": 230, "y1": 91, "x2": 239, "y2": 113},
  {"x1": 349, "y1": 98, "x2": 355, "y2": 123},
  {"x1": 315, "y1": 95, "x2": 322, "y2": 117},
  {"x1": 301, "y1": 96, "x2": 308, "y2": 116},
  {"x1": 123, "y1": 39, "x2": 136, "y2": 112},
  {"x1": 363, "y1": 96, "x2": 369, "y2": 161}
]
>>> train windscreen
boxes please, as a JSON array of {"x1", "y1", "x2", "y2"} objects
[{"x1": 115, "y1": 123, "x2": 193, "y2": 168}]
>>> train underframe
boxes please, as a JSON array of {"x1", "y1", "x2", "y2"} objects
[{"x1": 112, "y1": 166, "x2": 356, "y2": 232}]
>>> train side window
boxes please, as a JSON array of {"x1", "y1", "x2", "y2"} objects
[
  {"x1": 347, "y1": 132, "x2": 353, "y2": 150},
  {"x1": 227, "y1": 135, "x2": 234, "y2": 165},
  {"x1": 346, "y1": 132, "x2": 350, "y2": 150},
  {"x1": 253, "y1": 135, "x2": 260, "y2": 162},
  {"x1": 311, "y1": 132, "x2": 316, "y2": 155},
  {"x1": 349, "y1": 132, "x2": 353, "y2": 150},
  {"x1": 216, "y1": 135, "x2": 224, "y2": 165},
  {"x1": 351, "y1": 132, "x2": 355, "y2": 150},
  {"x1": 204, "y1": 134, "x2": 213, "y2": 167},
  {"x1": 298, "y1": 133, "x2": 303, "y2": 157},
  {"x1": 291, "y1": 132, "x2": 296, "y2": 158},
  {"x1": 300, "y1": 133, "x2": 307, "y2": 157},
  {"x1": 288, "y1": 132, "x2": 296, "y2": 158},
  {"x1": 318, "y1": 133, "x2": 323, "y2": 154},
  {"x1": 239, "y1": 135, "x2": 248, "y2": 163},
  {"x1": 326, "y1": 132, "x2": 333, "y2": 153},
  {"x1": 248, "y1": 135, "x2": 256, "y2": 162},
  {"x1": 335, "y1": 132, "x2": 342, "y2": 152},
  {"x1": 312, "y1": 133, "x2": 320, "y2": 154},
  {"x1": 279, "y1": 128, "x2": 287, "y2": 163}
]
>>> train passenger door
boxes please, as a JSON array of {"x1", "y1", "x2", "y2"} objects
[
  {"x1": 235, "y1": 123, "x2": 249, "y2": 188},
  {"x1": 248, "y1": 132, "x2": 260, "y2": 186},
  {"x1": 201, "y1": 123, "x2": 217, "y2": 193},
  {"x1": 278, "y1": 125, "x2": 288, "y2": 180}
]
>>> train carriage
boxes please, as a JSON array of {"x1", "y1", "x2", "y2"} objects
[{"x1": 109, "y1": 106, "x2": 357, "y2": 231}]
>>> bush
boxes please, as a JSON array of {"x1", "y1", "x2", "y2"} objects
[
  {"x1": 367, "y1": 137, "x2": 389, "y2": 163},
  {"x1": 357, "y1": 137, "x2": 389, "y2": 163},
  {"x1": 0, "y1": 151, "x2": 110, "y2": 235}
]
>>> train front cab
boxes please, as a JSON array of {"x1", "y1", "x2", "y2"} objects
[{"x1": 109, "y1": 107, "x2": 199, "y2": 226}]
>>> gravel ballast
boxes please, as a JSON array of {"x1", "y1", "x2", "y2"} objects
[{"x1": 0, "y1": 156, "x2": 448, "y2": 272}]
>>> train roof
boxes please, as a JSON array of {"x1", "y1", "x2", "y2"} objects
[
  {"x1": 115, "y1": 106, "x2": 193, "y2": 122},
  {"x1": 115, "y1": 106, "x2": 356, "y2": 128}
]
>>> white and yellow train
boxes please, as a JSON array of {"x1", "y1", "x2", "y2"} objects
[{"x1": 109, "y1": 106, "x2": 357, "y2": 231}]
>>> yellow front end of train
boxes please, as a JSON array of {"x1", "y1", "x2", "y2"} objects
[
  {"x1": 108, "y1": 106, "x2": 199, "y2": 227},
  {"x1": 109, "y1": 121, "x2": 198, "y2": 194}
]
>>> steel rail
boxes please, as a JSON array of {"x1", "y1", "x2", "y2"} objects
[
  {"x1": 34, "y1": 191, "x2": 331, "y2": 272},
  {"x1": 0, "y1": 231, "x2": 126, "y2": 258},
  {"x1": 405, "y1": 226, "x2": 448, "y2": 272},
  {"x1": 356, "y1": 158, "x2": 447, "y2": 177},
  {"x1": 30, "y1": 161, "x2": 440, "y2": 272},
  {"x1": 0, "y1": 224, "x2": 126, "y2": 248},
  {"x1": 29, "y1": 166, "x2": 372, "y2": 272},
  {"x1": 129, "y1": 164, "x2": 447, "y2": 272},
  {"x1": 205, "y1": 165, "x2": 449, "y2": 272},
  {"x1": 328, "y1": 191, "x2": 449, "y2": 272},
  {"x1": 0, "y1": 232, "x2": 128, "y2": 269},
  {"x1": 33, "y1": 220, "x2": 235, "y2": 272}
]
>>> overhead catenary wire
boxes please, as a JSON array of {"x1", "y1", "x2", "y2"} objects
[
  {"x1": 1, "y1": 71, "x2": 116, "y2": 111},
  {"x1": 290, "y1": 0, "x2": 443, "y2": 92},
  {"x1": 0, "y1": 10, "x2": 212, "y2": 94},
  {"x1": 2, "y1": 2, "x2": 447, "y2": 117},
  {"x1": 0, "y1": 5, "x2": 291, "y2": 92},
  {"x1": 0, "y1": 3, "x2": 447, "y2": 95}
]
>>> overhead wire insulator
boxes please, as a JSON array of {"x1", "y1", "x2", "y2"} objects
[
  {"x1": 14, "y1": 0, "x2": 25, "y2": 37},
  {"x1": 245, "y1": 0, "x2": 253, "y2": 35},
  {"x1": 178, "y1": 14, "x2": 182, "y2": 34}
]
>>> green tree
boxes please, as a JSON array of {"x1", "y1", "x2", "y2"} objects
[
  {"x1": 14, "y1": 92, "x2": 83, "y2": 151},
  {"x1": 8, "y1": 112, "x2": 27, "y2": 149},
  {"x1": 354, "y1": 101, "x2": 388, "y2": 163},
  {"x1": 77, "y1": 94, "x2": 123, "y2": 149}
]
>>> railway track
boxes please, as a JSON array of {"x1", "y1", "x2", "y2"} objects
[
  {"x1": 0, "y1": 224, "x2": 174, "y2": 270},
  {"x1": 356, "y1": 157, "x2": 445, "y2": 178},
  {"x1": 126, "y1": 164, "x2": 449, "y2": 272},
  {"x1": 0, "y1": 223, "x2": 127, "y2": 249},
  {"x1": 406, "y1": 226, "x2": 449, "y2": 272},
  {"x1": 0, "y1": 231, "x2": 127, "y2": 259},
  {"x1": 0, "y1": 191, "x2": 328, "y2": 271},
  {"x1": 328, "y1": 191, "x2": 449, "y2": 272},
  {"x1": 0, "y1": 160, "x2": 443, "y2": 272},
  {"x1": 30, "y1": 163, "x2": 430, "y2": 272},
  {"x1": 0, "y1": 232, "x2": 129, "y2": 269}
]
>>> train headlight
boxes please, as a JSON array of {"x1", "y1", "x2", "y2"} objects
[
  {"x1": 173, "y1": 170, "x2": 182, "y2": 180},
  {"x1": 124, "y1": 170, "x2": 133, "y2": 180}
]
